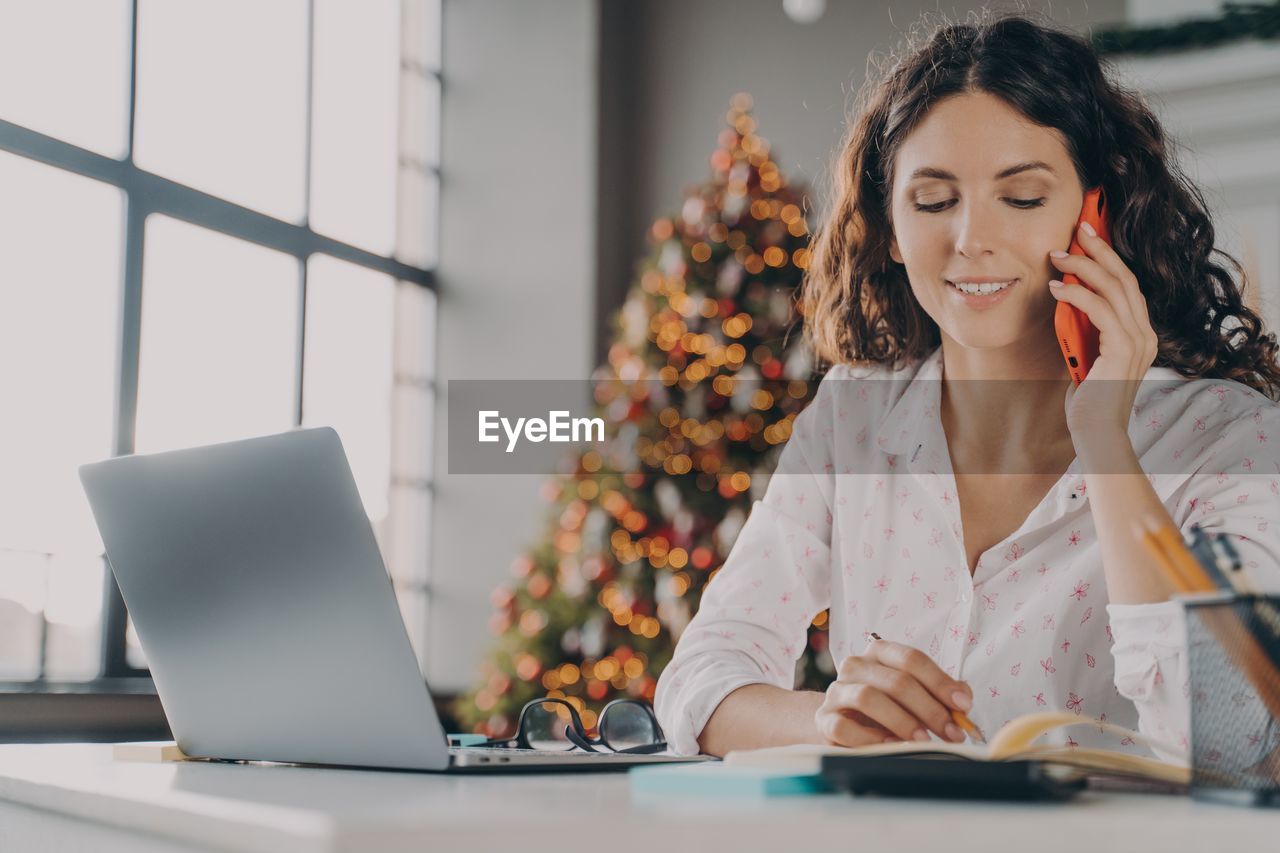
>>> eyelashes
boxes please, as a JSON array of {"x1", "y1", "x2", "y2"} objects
[{"x1": 913, "y1": 197, "x2": 1047, "y2": 213}]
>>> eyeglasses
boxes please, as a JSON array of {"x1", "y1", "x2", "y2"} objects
[{"x1": 477, "y1": 698, "x2": 667, "y2": 754}]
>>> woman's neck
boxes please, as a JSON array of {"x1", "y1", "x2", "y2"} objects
[
  {"x1": 938, "y1": 335, "x2": 1075, "y2": 470},
  {"x1": 938, "y1": 332, "x2": 1069, "y2": 383}
]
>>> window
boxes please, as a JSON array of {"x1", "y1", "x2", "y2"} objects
[{"x1": 0, "y1": 0, "x2": 441, "y2": 683}]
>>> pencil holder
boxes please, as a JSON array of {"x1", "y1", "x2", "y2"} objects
[{"x1": 1182, "y1": 593, "x2": 1280, "y2": 807}]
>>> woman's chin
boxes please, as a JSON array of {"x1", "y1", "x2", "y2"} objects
[{"x1": 939, "y1": 312, "x2": 1061, "y2": 354}]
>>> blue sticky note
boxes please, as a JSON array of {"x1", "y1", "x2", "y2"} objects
[{"x1": 629, "y1": 762, "x2": 832, "y2": 797}]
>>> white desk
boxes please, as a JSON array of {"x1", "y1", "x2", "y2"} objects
[{"x1": 0, "y1": 744, "x2": 1273, "y2": 853}]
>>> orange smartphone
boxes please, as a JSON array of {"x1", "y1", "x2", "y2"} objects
[{"x1": 1055, "y1": 187, "x2": 1111, "y2": 385}]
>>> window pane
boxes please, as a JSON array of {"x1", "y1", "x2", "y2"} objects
[
  {"x1": 395, "y1": 0, "x2": 441, "y2": 268},
  {"x1": 404, "y1": 0, "x2": 442, "y2": 74},
  {"x1": 0, "y1": 152, "x2": 123, "y2": 554},
  {"x1": 388, "y1": 485, "x2": 431, "y2": 587},
  {"x1": 0, "y1": 551, "x2": 105, "y2": 681},
  {"x1": 0, "y1": 552, "x2": 107, "y2": 681},
  {"x1": 135, "y1": 215, "x2": 299, "y2": 454},
  {"x1": 397, "y1": 166, "x2": 439, "y2": 268},
  {"x1": 302, "y1": 255, "x2": 395, "y2": 526},
  {"x1": 394, "y1": 584, "x2": 428, "y2": 674},
  {"x1": 0, "y1": 552, "x2": 44, "y2": 680},
  {"x1": 310, "y1": 0, "x2": 400, "y2": 254},
  {"x1": 133, "y1": 0, "x2": 308, "y2": 220},
  {"x1": 43, "y1": 554, "x2": 106, "y2": 680},
  {"x1": 0, "y1": 152, "x2": 122, "y2": 679},
  {"x1": 392, "y1": 384, "x2": 434, "y2": 485},
  {"x1": 400, "y1": 70, "x2": 441, "y2": 170},
  {"x1": 0, "y1": 0, "x2": 132, "y2": 157},
  {"x1": 395, "y1": 279, "x2": 437, "y2": 382}
]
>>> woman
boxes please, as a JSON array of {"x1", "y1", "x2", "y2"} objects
[{"x1": 654, "y1": 16, "x2": 1280, "y2": 760}]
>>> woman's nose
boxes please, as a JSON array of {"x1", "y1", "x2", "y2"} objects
[{"x1": 953, "y1": 204, "x2": 997, "y2": 258}]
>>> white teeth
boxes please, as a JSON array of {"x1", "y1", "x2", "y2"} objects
[{"x1": 952, "y1": 280, "x2": 1013, "y2": 295}]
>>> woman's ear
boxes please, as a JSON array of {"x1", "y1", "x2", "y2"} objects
[{"x1": 889, "y1": 237, "x2": 903, "y2": 265}]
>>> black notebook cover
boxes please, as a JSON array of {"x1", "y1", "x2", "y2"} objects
[{"x1": 821, "y1": 754, "x2": 1087, "y2": 801}]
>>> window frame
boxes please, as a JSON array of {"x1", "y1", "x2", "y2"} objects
[{"x1": 0, "y1": 0, "x2": 440, "y2": 686}]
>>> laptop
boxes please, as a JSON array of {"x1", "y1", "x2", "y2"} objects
[{"x1": 79, "y1": 427, "x2": 706, "y2": 773}]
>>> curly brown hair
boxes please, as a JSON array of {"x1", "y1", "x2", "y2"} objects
[{"x1": 801, "y1": 14, "x2": 1280, "y2": 400}]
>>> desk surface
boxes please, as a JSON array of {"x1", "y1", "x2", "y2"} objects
[{"x1": 0, "y1": 744, "x2": 1273, "y2": 853}]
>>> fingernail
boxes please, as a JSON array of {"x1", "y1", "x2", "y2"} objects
[
  {"x1": 945, "y1": 723, "x2": 964, "y2": 742},
  {"x1": 1080, "y1": 220, "x2": 1096, "y2": 237},
  {"x1": 883, "y1": 735, "x2": 902, "y2": 743},
  {"x1": 1048, "y1": 279, "x2": 1064, "y2": 288},
  {"x1": 913, "y1": 728, "x2": 930, "y2": 742},
  {"x1": 1049, "y1": 249, "x2": 1069, "y2": 259},
  {"x1": 952, "y1": 690, "x2": 972, "y2": 710}
]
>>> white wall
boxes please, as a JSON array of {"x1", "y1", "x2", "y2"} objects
[
  {"x1": 1113, "y1": 41, "x2": 1280, "y2": 334},
  {"x1": 1128, "y1": 0, "x2": 1221, "y2": 25},
  {"x1": 430, "y1": 0, "x2": 598, "y2": 691}
]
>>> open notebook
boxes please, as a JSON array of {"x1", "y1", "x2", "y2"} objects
[{"x1": 724, "y1": 712, "x2": 1191, "y2": 786}]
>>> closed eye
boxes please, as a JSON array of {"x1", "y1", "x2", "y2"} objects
[{"x1": 913, "y1": 197, "x2": 1047, "y2": 213}]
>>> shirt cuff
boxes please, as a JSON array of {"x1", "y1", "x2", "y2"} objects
[
  {"x1": 655, "y1": 667, "x2": 776, "y2": 756},
  {"x1": 1105, "y1": 599, "x2": 1190, "y2": 762},
  {"x1": 1106, "y1": 600, "x2": 1187, "y2": 700},
  {"x1": 1105, "y1": 599, "x2": 1184, "y2": 623}
]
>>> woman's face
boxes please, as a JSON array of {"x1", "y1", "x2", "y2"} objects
[{"x1": 888, "y1": 91, "x2": 1085, "y2": 351}]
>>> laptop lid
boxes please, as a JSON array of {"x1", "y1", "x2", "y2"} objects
[{"x1": 79, "y1": 427, "x2": 451, "y2": 771}]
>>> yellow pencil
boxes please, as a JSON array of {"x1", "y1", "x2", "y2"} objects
[
  {"x1": 1137, "y1": 514, "x2": 1206, "y2": 593},
  {"x1": 950, "y1": 708, "x2": 986, "y2": 745},
  {"x1": 1151, "y1": 521, "x2": 1218, "y2": 592}
]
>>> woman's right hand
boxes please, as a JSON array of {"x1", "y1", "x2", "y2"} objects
[{"x1": 815, "y1": 637, "x2": 974, "y2": 745}]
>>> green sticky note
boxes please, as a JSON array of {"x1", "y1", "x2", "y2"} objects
[{"x1": 629, "y1": 762, "x2": 832, "y2": 797}]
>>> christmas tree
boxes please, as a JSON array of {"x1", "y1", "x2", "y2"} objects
[{"x1": 456, "y1": 93, "x2": 834, "y2": 737}]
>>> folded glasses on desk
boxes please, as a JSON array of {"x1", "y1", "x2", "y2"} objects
[{"x1": 472, "y1": 698, "x2": 668, "y2": 755}]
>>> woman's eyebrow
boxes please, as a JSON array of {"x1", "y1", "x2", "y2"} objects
[
  {"x1": 905, "y1": 161, "x2": 1057, "y2": 182},
  {"x1": 906, "y1": 167, "x2": 956, "y2": 182},
  {"x1": 994, "y1": 160, "x2": 1056, "y2": 179}
]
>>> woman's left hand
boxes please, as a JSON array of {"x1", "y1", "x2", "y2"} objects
[{"x1": 1048, "y1": 220, "x2": 1159, "y2": 440}]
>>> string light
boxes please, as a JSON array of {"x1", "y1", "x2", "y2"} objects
[{"x1": 527, "y1": 574, "x2": 552, "y2": 599}]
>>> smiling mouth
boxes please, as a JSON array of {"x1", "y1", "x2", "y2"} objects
[{"x1": 946, "y1": 278, "x2": 1019, "y2": 295}]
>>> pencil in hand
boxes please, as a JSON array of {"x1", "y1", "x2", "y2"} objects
[
  {"x1": 950, "y1": 708, "x2": 986, "y2": 745},
  {"x1": 869, "y1": 632, "x2": 985, "y2": 744}
]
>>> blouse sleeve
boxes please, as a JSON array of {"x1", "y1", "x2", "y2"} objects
[
  {"x1": 653, "y1": 370, "x2": 839, "y2": 755},
  {"x1": 1108, "y1": 393, "x2": 1280, "y2": 764}
]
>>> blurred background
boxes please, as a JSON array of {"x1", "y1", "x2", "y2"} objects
[{"x1": 1, "y1": 0, "x2": 1277, "y2": 738}]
